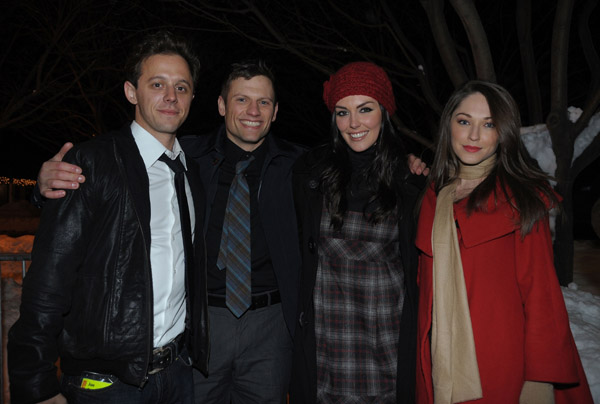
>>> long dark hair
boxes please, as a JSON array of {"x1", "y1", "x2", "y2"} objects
[
  {"x1": 319, "y1": 105, "x2": 409, "y2": 230},
  {"x1": 429, "y1": 80, "x2": 559, "y2": 235}
]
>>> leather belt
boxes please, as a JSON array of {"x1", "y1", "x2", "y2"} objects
[
  {"x1": 148, "y1": 333, "x2": 184, "y2": 374},
  {"x1": 208, "y1": 290, "x2": 281, "y2": 310}
]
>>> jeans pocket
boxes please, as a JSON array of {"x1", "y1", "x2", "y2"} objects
[{"x1": 61, "y1": 372, "x2": 120, "y2": 403}]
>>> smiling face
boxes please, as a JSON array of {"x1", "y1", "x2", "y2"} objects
[
  {"x1": 124, "y1": 53, "x2": 194, "y2": 148},
  {"x1": 334, "y1": 95, "x2": 382, "y2": 153},
  {"x1": 450, "y1": 92, "x2": 499, "y2": 165},
  {"x1": 218, "y1": 75, "x2": 278, "y2": 152}
]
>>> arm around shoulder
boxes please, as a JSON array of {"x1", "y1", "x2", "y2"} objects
[
  {"x1": 35, "y1": 142, "x2": 86, "y2": 204},
  {"x1": 9, "y1": 145, "x2": 96, "y2": 403}
]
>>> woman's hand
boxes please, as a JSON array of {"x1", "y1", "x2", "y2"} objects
[{"x1": 519, "y1": 381, "x2": 554, "y2": 404}]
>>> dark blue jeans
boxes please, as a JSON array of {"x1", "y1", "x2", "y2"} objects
[
  {"x1": 193, "y1": 303, "x2": 293, "y2": 404},
  {"x1": 60, "y1": 349, "x2": 194, "y2": 404}
]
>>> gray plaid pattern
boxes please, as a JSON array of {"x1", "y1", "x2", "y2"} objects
[{"x1": 315, "y1": 205, "x2": 405, "y2": 403}]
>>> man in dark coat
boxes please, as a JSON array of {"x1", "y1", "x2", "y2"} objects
[
  {"x1": 9, "y1": 31, "x2": 208, "y2": 404},
  {"x1": 182, "y1": 61, "x2": 305, "y2": 403},
  {"x1": 34, "y1": 60, "x2": 305, "y2": 404}
]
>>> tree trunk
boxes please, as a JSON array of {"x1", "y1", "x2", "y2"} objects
[
  {"x1": 420, "y1": 0, "x2": 468, "y2": 87},
  {"x1": 449, "y1": 0, "x2": 496, "y2": 82},
  {"x1": 578, "y1": 0, "x2": 600, "y2": 94},
  {"x1": 548, "y1": 0, "x2": 575, "y2": 284},
  {"x1": 516, "y1": 0, "x2": 544, "y2": 124},
  {"x1": 554, "y1": 181, "x2": 575, "y2": 285}
]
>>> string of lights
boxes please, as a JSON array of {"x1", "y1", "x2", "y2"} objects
[{"x1": 0, "y1": 177, "x2": 37, "y2": 187}]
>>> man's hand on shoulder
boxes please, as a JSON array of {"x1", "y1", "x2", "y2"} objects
[
  {"x1": 38, "y1": 142, "x2": 86, "y2": 199},
  {"x1": 38, "y1": 393, "x2": 67, "y2": 404},
  {"x1": 408, "y1": 153, "x2": 430, "y2": 176}
]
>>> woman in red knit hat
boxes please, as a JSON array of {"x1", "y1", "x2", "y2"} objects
[{"x1": 290, "y1": 62, "x2": 423, "y2": 403}]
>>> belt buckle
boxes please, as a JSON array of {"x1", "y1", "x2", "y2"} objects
[
  {"x1": 148, "y1": 343, "x2": 175, "y2": 374},
  {"x1": 249, "y1": 290, "x2": 277, "y2": 310}
]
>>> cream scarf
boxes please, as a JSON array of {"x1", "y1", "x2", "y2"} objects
[{"x1": 431, "y1": 155, "x2": 496, "y2": 403}]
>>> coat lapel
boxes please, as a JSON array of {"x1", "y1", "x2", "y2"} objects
[
  {"x1": 112, "y1": 128, "x2": 152, "y2": 254},
  {"x1": 415, "y1": 183, "x2": 518, "y2": 257},
  {"x1": 454, "y1": 194, "x2": 517, "y2": 248},
  {"x1": 184, "y1": 157, "x2": 206, "y2": 247}
]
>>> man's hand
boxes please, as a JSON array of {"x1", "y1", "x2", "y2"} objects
[
  {"x1": 38, "y1": 142, "x2": 85, "y2": 199},
  {"x1": 38, "y1": 393, "x2": 68, "y2": 404},
  {"x1": 408, "y1": 154, "x2": 430, "y2": 176}
]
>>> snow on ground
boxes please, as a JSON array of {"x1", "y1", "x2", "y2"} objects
[
  {"x1": 521, "y1": 109, "x2": 600, "y2": 175},
  {"x1": 571, "y1": 108, "x2": 600, "y2": 162},
  {"x1": 0, "y1": 235, "x2": 599, "y2": 402},
  {"x1": 563, "y1": 285, "x2": 600, "y2": 402},
  {"x1": 519, "y1": 109, "x2": 600, "y2": 403},
  {"x1": 521, "y1": 123, "x2": 557, "y2": 178}
]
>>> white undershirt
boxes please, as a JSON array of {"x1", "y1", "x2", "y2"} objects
[{"x1": 131, "y1": 121, "x2": 194, "y2": 347}]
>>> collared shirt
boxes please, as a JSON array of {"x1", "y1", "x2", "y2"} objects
[
  {"x1": 206, "y1": 137, "x2": 277, "y2": 296},
  {"x1": 131, "y1": 121, "x2": 194, "y2": 347}
]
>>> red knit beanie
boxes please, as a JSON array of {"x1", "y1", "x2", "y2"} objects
[{"x1": 323, "y1": 61, "x2": 396, "y2": 115}]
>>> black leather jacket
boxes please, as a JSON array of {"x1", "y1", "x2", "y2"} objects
[{"x1": 8, "y1": 127, "x2": 209, "y2": 403}]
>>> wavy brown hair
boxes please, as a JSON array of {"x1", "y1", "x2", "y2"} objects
[{"x1": 429, "y1": 80, "x2": 559, "y2": 235}]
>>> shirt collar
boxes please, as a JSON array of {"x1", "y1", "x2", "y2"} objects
[
  {"x1": 223, "y1": 135, "x2": 268, "y2": 166},
  {"x1": 130, "y1": 121, "x2": 187, "y2": 170}
]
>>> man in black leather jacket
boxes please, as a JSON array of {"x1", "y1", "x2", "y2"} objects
[
  {"x1": 35, "y1": 59, "x2": 307, "y2": 404},
  {"x1": 32, "y1": 59, "x2": 304, "y2": 404},
  {"x1": 8, "y1": 31, "x2": 208, "y2": 404},
  {"x1": 32, "y1": 58, "x2": 429, "y2": 404}
]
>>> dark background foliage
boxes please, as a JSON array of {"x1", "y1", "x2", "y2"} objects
[{"x1": 0, "y1": 0, "x2": 598, "y2": 282}]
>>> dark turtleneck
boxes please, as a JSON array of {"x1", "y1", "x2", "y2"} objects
[{"x1": 346, "y1": 144, "x2": 377, "y2": 212}]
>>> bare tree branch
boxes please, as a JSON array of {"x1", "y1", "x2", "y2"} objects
[
  {"x1": 550, "y1": 0, "x2": 574, "y2": 116},
  {"x1": 578, "y1": 0, "x2": 600, "y2": 94},
  {"x1": 572, "y1": 118, "x2": 600, "y2": 178},
  {"x1": 381, "y1": 0, "x2": 443, "y2": 115},
  {"x1": 572, "y1": 86, "x2": 600, "y2": 137},
  {"x1": 516, "y1": 0, "x2": 544, "y2": 123},
  {"x1": 420, "y1": 0, "x2": 468, "y2": 87},
  {"x1": 449, "y1": 0, "x2": 496, "y2": 81}
]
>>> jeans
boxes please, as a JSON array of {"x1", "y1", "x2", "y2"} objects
[
  {"x1": 60, "y1": 348, "x2": 194, "y2": 404},
  {"x1": 193, "y1": 303, "x2": 293, "y2": 404}
]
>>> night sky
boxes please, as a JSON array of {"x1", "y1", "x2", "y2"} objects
[{"x1": 1, "y1": 1, "x2": 598, "y2": 190}]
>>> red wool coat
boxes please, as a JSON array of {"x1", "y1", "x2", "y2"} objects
[{"x1": 415, "y1": 184, "x2": 593, "y2": 403}]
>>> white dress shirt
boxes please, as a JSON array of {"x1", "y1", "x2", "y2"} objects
[{"x1": 131, "y1": 121, "x2": 195, "y2": 348}]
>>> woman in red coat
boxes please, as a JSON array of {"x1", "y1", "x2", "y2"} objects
[{"x1": 415, "y1": 81, "x2": 593, "y2": 403}]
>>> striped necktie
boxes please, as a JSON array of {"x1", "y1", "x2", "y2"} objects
[{"x1": 217, "y1": 156, "x2": 254, "y2": 317}]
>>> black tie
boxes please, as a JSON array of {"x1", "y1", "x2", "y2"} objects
[{"x1": 159, "y1": 153, "x2": 194, "y2": 277}]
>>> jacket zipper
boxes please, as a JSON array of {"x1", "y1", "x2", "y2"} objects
[{"x1": 112, "y1": 139, "x2": 153, "y2": 388}]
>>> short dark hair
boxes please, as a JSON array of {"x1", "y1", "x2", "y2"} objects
[
  {"x1": 220, "y1": 60, "x2": 277, "y2": 103},
  {"x1": 125, "y1": 30, "x2": 201, "y2": 89}
]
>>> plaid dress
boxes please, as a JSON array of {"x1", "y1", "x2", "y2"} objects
[{"x1": 315, "y1": 205, "x2": 405, "y2": 404}]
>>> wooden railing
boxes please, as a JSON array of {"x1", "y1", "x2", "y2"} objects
[{"x1": 0, "y1": 253, "x2": 31, "y2": 404}]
